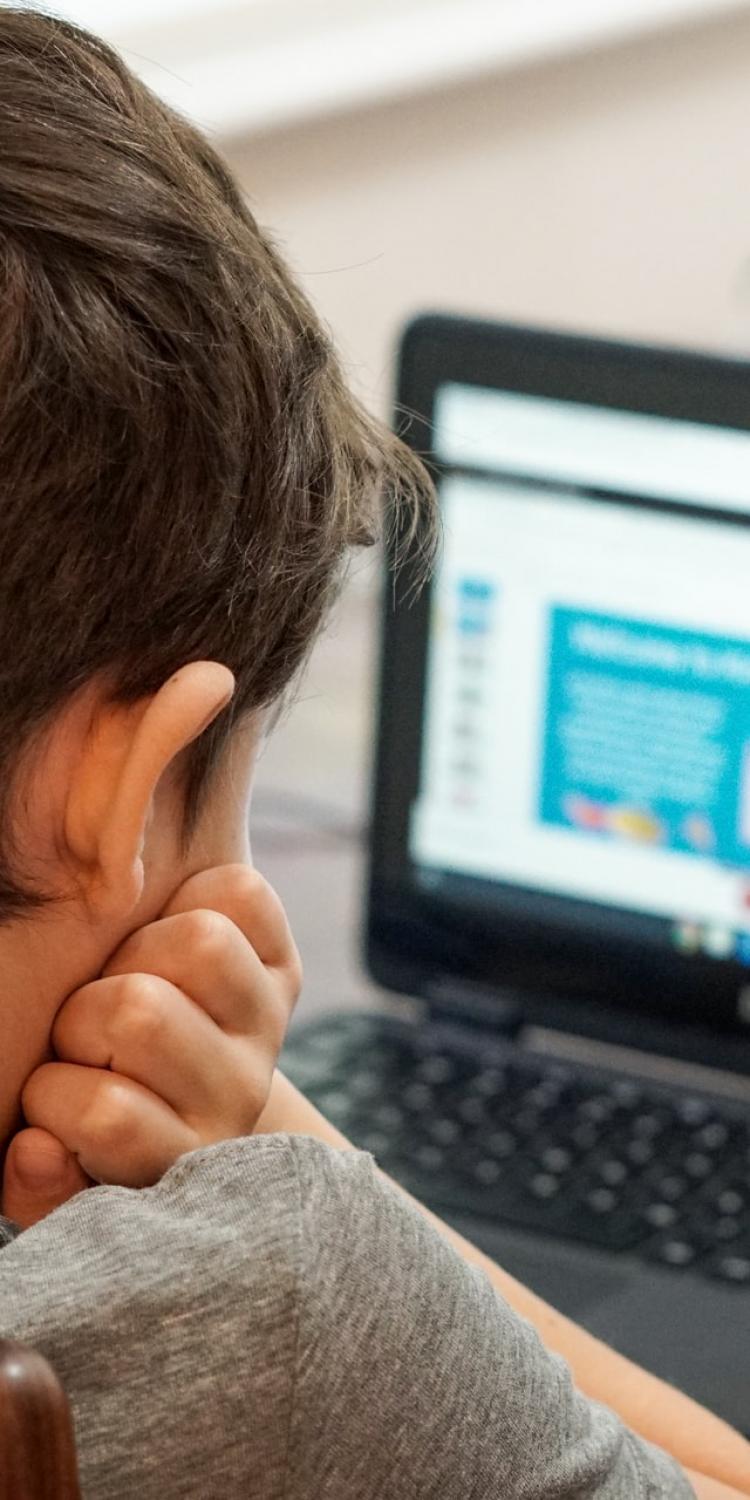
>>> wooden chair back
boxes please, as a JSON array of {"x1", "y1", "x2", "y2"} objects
[{"x1": 0, "y1": 1340, "x2": 81, "y2": 1500}]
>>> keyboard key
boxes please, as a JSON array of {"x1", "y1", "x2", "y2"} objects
[
  {"x1": 472, "y1": 1157, "x2": 504, "y2": 1185},
  {"x1": 372, "y1": 1102, "x2": 405, "y2": 1131},
  {"x1": 645, "y1": 1236, "x2": 697, "y2": 1268},
  {"x1": 647, "y1": 1172, "x2": 688, "y2": 1203},
  {"x1": 468, "y1": 1067, "x2": 508, "y2": 1099},
  {"x1": 625, "y1": 1139, "x2": 656, "y2": 1167},
  {"x1": 402, "y1": 1081, "x2": 435, "y2": 1112},
  {"x1": 578, "y1": 1095, "x2": 616, "y2": 1124},
  {"x1": 705, "y1": 1251, "x2": 750, "y2": 1285},
  {"x1": 643, "y1": 1202, "x2": 678, "y2": 1231},
  {"x1": 678, "y1": 1206, "x2": 745, "y2": 1248},
  {"x1": 540, "y1": 1146, "x2": 574, "y2": 1175},
  {"x1": 716, "y1": 1188, "x2": 746, "y2": 1217},
  {"x1": 675, "y1": 1096, "x2": 712, "y2": 1128},
  {"x1": 486, "y1": 1129, "x2": 517, "y2": 1160},
  {"x1": 596, "y1": 1158, "x2": 629, "y2": 1187},
  {"x1": 529, "y1": 1173, "x2": 560, "y2": 1199},
  {"x1": 414, "y1": 1053, "x2": 457, "y2": 1086},
  {"x1": 514, "y1": 1108, "x2": 546, "y2": 1136},
  {"x1": 456, "y1": 1095, "x2": 488, "y2": 1126},
  {"x1": 586, "y1": 1187, "x2": 619, "y2": 1215},
  {"x1": 347, "y1": 1072, "x2": 383, "y2": 1102},
  {"x1": 526, "y1": 1081, "x2": 568, "y2": 1111},
  {"x1": 427, "y1": 1116, "x2": 461, "y2": 1146},
  {"x1": 684, "y1": 1151, "x2": 713, "y2": 1180},
  {"x1": 694, "y1": 1121, "x2": 730, "y2": 1152},
  {"x1": 413, "y1": 1142, "x2": 445, "y2": 1173}
]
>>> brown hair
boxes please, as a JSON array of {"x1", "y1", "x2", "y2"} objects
[{"x1": 0, "y1": 7, "x2": 437, "y2": 922}]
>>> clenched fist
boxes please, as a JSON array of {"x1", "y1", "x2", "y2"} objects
[{"x1": 2, "y1": 864, "x2": 302, "y2": 1228}]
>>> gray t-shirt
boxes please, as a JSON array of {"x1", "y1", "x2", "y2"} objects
[{"x1": 0, "y1": 1133, "x2": 694, "y2": 1498}]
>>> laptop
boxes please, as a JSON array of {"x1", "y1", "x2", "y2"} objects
[{"x1": 279, "y1": 315, "x2": 750, "y2": 1432}]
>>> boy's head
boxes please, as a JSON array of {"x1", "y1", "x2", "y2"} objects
[{"x1": 0, "y1": 7, "x2": 435, "y2": 1142}]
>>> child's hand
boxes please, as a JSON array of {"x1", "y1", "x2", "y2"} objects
[{"x1": 1, "y1": 864, "x2": 302, "y2": 1228}]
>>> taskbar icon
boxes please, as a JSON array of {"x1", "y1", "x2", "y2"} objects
[{"x1": 672, "y1": 919, "x2": 735, "y2": 961}]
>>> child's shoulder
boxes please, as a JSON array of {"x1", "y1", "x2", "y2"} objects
[{"x1": 0, "y1": 1133, "x2": 378, "y2": 1299}]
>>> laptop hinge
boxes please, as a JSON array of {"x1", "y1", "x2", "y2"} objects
[{"x1": 423, "y1": 976, "x2": 525, "y2": 1040}]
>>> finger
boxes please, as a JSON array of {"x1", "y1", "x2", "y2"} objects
[
  {"x1": 102, "y1": 905, "x2": 299, "y2": 1045},
  {"x1": 102, "y1": 900, "x2": 292, "y2": 1044},
  {"x1": 52, "y1": 973, "x2": 269, "y2": 1122},
  {"x1": 101, "y1": 910, "x2": 269, "y2": 1034},
  {"x1": 2, "y1": 1127, "x2": 91, "y2": 1231},
  {"x1": 22, "y1": 1062, "x2": 199, "y2": 1187},
  {"x1": 159, "y1": 864, "x2": 300, "y2": 976}
]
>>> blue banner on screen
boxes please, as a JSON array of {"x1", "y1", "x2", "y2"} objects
[{"x1": 540, "y1": 608, "x2": 750, "y2": 870}]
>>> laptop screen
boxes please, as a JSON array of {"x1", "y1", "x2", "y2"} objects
[
  {"x1": 410, "y1": 383, "x2": 750, "y2": 969},
  {"x1": 367, "y1": 318, "x2": 750, "y2": 1060}
]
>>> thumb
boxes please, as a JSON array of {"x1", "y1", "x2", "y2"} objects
[{"x1": 2, "y1": 1127, "x2": 92, "y2": 1231}]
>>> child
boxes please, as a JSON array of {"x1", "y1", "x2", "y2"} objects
[{"x1": 0, "y1": 9, "x2": 746, "y2": 1496}]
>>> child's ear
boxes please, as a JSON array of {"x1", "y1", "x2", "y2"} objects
[{"x1": 64, "y1": 662, "x2": 235, "y2": 919}]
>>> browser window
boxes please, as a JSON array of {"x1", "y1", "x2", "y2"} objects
[{"x1": 411, "y1": 384, "x2": 750, "y2": 957}]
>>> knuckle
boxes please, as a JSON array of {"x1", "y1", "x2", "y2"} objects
[
  {"x1": 81, "y1": 1080, "x2": 136, "y2": 1158},
  {"x1": 113, "y1": 975, "x2": 167, "y2": 1048},
  {"x1": 228, "y1": 865, "x2": 266, "y2": 901},
  {"x1": 186, "y1": 907, "x2": 232, "y2": 955},
  {"x1": 232, "y1": 866, "x2": 283, "y2": 924}
]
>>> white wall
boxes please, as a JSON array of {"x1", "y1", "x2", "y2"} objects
[{"x1": 225, "y1": 10, "x2": 750, "y2": 420}]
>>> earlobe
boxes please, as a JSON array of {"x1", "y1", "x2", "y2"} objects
[{"x1": 65, "y1": 662, "x2": 235, "y2": 920}]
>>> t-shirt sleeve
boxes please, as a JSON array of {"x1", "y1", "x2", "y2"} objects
[{"x1": 287, "y1": 1136, "x2": 696, "y2": 1500}]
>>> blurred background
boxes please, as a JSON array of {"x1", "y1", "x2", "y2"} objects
[{"x1": 37, "y1": 0, "x2": 750, "y2": 1030}]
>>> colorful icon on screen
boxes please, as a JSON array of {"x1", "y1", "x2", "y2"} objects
[
  {"x1": 457, "y1": 614, "x2": 491, "y2": 635},
  {"x1": 736, "y1": 933, "x2": 750, "y2": 967},
  {"x1": 561, "y1": 794, "x2": 664, "y2": 843},
  {"x1": 456, "y1": 577, "x2": 495, "y2": 636},
  {"x1": 607, "y1": 807, "x2": 664, "y2": 843},
  {"x1": 563, "y1": 794, "x2": 607, "y2": 830}
]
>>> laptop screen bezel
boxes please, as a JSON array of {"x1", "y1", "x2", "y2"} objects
[{"x1": 365, "y1": 314, "x2": 750, "y2": 1072}]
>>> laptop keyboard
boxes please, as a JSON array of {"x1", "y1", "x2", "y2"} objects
[{"x1": 280, "y1": 1013, "x2": 750, "y2": 1286}]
